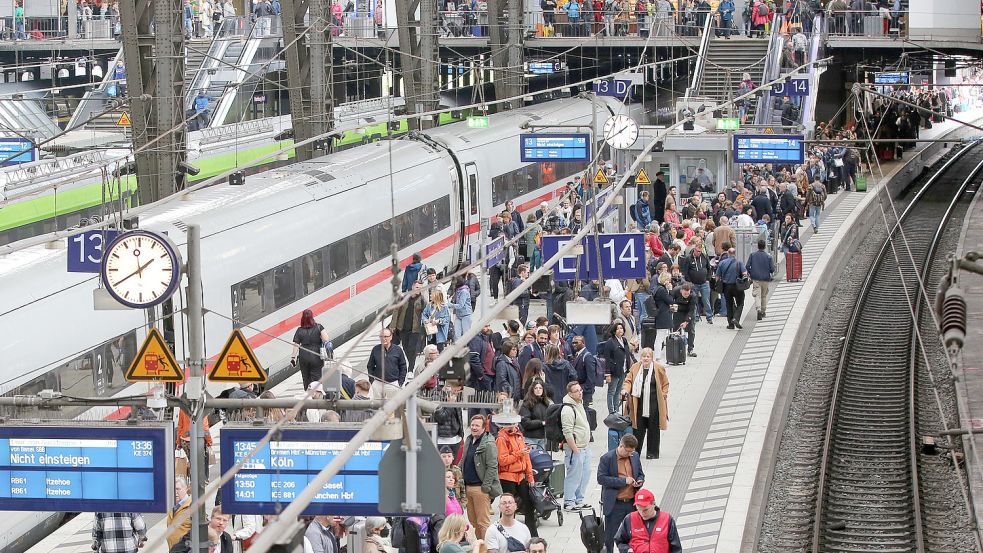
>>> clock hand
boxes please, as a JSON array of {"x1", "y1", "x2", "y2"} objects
[{"x1": 115, "y1": 258, "x2": 156, "y2": 286}]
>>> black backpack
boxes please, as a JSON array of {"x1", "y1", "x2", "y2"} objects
[
  {"x1": 629, "y1": 203, "x2": 639, "y2": 222},
  {"x1": 544, "y1": 403, "x2": 573, "y2": 448}
]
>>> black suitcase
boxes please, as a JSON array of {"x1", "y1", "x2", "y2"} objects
[
  {"x1": 640, "y1": 318, "x2": 657, "y2": 350},
  {"x1": 665, "y1": 332, "x2": 686, "y2": 365}
]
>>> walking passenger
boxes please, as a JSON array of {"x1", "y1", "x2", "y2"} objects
[
  {"x1": 458, "y1": 414, "x2": 502, "y2": 539},
  {"x1": 746, "y1": 239, "x2": 775, "y2": 320},
  {"x1": 291, "y1": 309, "x2": 331, "y2": 391},
  {"x1": 597, "y1": 434, "x2": 644, "y2": 553}
]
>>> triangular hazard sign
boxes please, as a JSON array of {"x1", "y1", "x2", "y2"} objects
[
  {"x1": 208, "y1": 329, "x2": 267, "y2": 383},
  {"x1": 117, "y1": 113, "x2": 131, "y2": 126},
  {"x1": 125, "y1": 328, "x2": 185, "y2": 382},
  {"x1": 635, "y1": 168, "x2": 651, "y2": 185},
  {"x1": 593, "y1": 168, "x2": 608, "y2": 185}
]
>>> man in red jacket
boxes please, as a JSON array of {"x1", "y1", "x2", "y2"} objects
[{"x1": 612, "y1": 489, "x2": 682, "y2": 553}]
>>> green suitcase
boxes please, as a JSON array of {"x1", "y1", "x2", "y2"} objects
[
  {"x1": 855, "y1": 175, "x2": 868, "y2": 192},
  {"x1": 549, "y1": 460, "x2": 565, "y2": 496}
]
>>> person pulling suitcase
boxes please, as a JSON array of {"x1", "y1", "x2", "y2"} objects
[{"x1": 668, "y1": 283, "x2": 698, "y2": 359}]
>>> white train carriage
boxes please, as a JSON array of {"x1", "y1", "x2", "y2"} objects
[{"x1": 0, "y1": 94, "x2": 629, "y2": 552}]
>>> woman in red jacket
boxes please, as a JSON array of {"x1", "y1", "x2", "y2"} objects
[{"x1": 496, "y1": 416, "x2": 538, "y2": 536}]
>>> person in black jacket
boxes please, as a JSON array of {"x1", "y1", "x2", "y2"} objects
[
  {"x1": 670, "y1": 283, "x2": 698, "y2": 357},
  {"x1": 432, "y1": 387, "x2": 464, "y2": 447},
  {"x1": 601, "y1": 322, "x2": 634, "y2": 414},
  {"x1": 680, "y1": 243, "x2": 713, "y2": 323},
  {"x1": 367, "y1": 329, "x2": 408, "y2": 399},
  {"x1": 750, "y1": 186, "x2": 774, "y2": 223},
  {"x1": 511, "y1": 264, "x2": 531, "y2": 325},
  {"x1": 494, "y1": 341, "x2": 522, "y2": 401},
  {"x1": 652, "y1": 171, "x2": 668, "y2": 223},
  {"x1": 519, "y1": 379, "x2": 551, "y2": 450},
  {"x1": 643, "y1": 272, "x2": 675, "y2": 361},
  {"x1": 570, "y1": 335, "x2": 599, "y2": 405},
  {"x1": 543, "y1": 343, "x2": 577, "y2": 403},
  {"x1": 778, "y1": 182, "x2": 800, "y2": 223}
]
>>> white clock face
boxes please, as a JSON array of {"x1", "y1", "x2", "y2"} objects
[
  {"x1": 103, "y1": 231, "x2": 181, "y2": 308},
  {"x1": 603, "y1": 115, "x2": 639, "y2": 150}
]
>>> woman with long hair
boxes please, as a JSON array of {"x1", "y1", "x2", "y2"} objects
[
  {"x1": 621, "y1": 347, "x2": 669, "y2": 459},
  {"x1": 602, "y1": 321, "x2": 633, "y2": 413},
  {"x1": 448, "y1": 275, "x2": 474, "y2": 338},
  {"x1": 644, "y1": 272, "x2": 675, "y2": 360},
  {"x1": 436, "y1": 514, "x2": 471, "y2": 553},
  {"x1": 518, "y1": 379, "x2": 551, "y2": 450},
  {"x1": 445, "y1": 469, "x2": 465, "y2": 516},
  {"x1": 422, "y1": 289, "x2": 452, "y2": 351},
  {"x1": 521, "y1": 358, "x2": 546, "y2": 393},
  {"x1": 291, "y1": 309, "x2": 330, "y2": 391},
  {"x1": 494, "y1": 341, "x2": 522, "y2": 401}
]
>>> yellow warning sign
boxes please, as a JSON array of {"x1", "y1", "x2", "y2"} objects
[
  {"x1": 592, "y1": 168, "x2": 608, "y2": 185},
  {"x1": 635, "y1": 168, "x2": 651, "y2": 185},
  {"x1": 117, "y1": 112, "x2": 131, "y2": 126},
  {"x1": 208, "y1": 329, "x2": 267, "y2": 383},
  {"x1": 125, "y1": 327, "x2": 185, "y2": 382}
]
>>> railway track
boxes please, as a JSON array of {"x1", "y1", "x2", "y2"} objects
[{"x1": 810, "y1": 142, "x2": 983, "y2": 552}]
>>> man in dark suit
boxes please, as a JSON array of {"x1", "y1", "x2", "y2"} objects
[
  {"x1": 570, "y1": 335, "x2": 599, "y2": 405},
  {"x1": 652, "y1": 171, "x2": 667, "y2": 224},
  {"x1": 597, "y1": 434, "x2": 645, "y2": 553}
]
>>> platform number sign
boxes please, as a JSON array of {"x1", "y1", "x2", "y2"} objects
[
  {"x1": 771, "y1": 79, "x2": 809, "y2": 97},
  {"x1": 541, "y1": 233, "x2": 646, "y2": 281},
  {"x1": 593, "y1": 80, "x2": 631, "y2": 98},
  {"x1": 67, "y1": 230, "x2": 120, "y2": 273}
]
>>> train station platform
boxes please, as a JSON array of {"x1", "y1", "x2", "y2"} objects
[{"x1": 26, "y1": 114, "x2": 980, "y2": 553}]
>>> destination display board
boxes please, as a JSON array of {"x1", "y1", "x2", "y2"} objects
[
  {"x1": 874, "y1": 71, "x2": 910, "y2": 85},
  {"x1": 520, "y1": 133, "x2": 591, "y2": 163},
  {"x1": 220, "y1": 428, "x2": 392, "y2": 515},
  {"x1": 733, "y1": 134, "x2": 805, "y2": 164},
  {"x1": 0, "y1": 426, "x2": 172, "y2": 513},
  {"x1": 0, "y1": 138, "x2": 36, "y2": 166}
]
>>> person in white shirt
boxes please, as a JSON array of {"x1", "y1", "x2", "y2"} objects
[
  {"x1": 484, "y1": 494, "x2": 532, "y2": 553},
  {"x1": 735, "y1": 206, "x2": 756, "y2": 228}
]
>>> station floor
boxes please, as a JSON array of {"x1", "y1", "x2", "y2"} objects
[{"x1": 26, "y1": 114, "x2": 977, "y2": 553}]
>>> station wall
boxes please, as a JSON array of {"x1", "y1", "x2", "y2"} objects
[{"x1": 908, "y1": 0, "x2": 981, "y2": 41}]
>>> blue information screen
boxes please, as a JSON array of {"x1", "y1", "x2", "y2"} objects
[
  {"x1": 0, "y1": 426, "x2": 171, "y2": 513},
  {"x1": 0, "y1": 138, "x2": 36, "y2": 166},
  {"x1": 733, "y1": 134, "x2": 805, "y2": 164},
  {"x1": 220, "y1": 428, "x2": 391, "y2": 515},
  {"x1": 520, "y1": 133, "x2": 591, "y2": 163},
  {"x1": 874, "y1": 72, "x2": 909, "y2": 84}
]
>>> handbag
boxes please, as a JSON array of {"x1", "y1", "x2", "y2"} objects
[
  {"x1": 603, "y1": 400, "x2": 631, "y2": 431},
  {"x1": 424, "y1": 320, "x2": 439, "y2": 336},
  {"x1": 736, "y1": 274, "x2": 752, "y2": 291},
  {"x1": 496, "y1": 524, "x2": 528, "y2": 552}
]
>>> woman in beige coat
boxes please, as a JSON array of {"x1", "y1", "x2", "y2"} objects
[
  {"x1": 363, "y1": 516, "x2": 390, "y2": 553},
  {"x1": 621, "y1": 347, "x2": 669, "y2": 459}
]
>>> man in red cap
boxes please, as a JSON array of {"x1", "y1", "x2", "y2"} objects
[{"x1": 612, "y1": 489, "x2": 681, "y2": 553}]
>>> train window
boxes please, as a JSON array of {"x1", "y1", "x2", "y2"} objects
[
  {"x1": 302, "y1": 251, "x2": 324, "y2": 294},
  {"x1": 272, "y1": 261, "x2": 297, "y2": 309},
  {"x1": 436, "y1": 195, "x2": 451, "y2": 229},
  {"x1": 378, "y1": 219, "x2": 395, "y2": 259},
  {"x1": 328, "y1": 240, "x2": 350, "y2": 280},
  {"x1": 234, "y1": 274, "x2": 267, "y2": 325},
  {"x1": 349, "y1": 227, "x2": 375, "y2": 271},
  {"x1": 416, "y1": 203, "x2": 436, "y2": 239},
  {"x1": 395, "y1": 212, "x2": 415, "y2": 249}
]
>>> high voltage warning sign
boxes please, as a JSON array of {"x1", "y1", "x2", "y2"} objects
[
  {"x1": 117, "y1": 113, "x2": 131, "y2": 126},
  {"x1": 125, "y1": 328, "x2": 184, "y2": 382},
  {"x1": 208, "y1": 329, "x2": 267, "y2": 383},
  {"x1": 635, "y1": 168, "x2": 651, "y2": 185},
  {"x1": 592, "y1": 168, "x2": 609, "y2": 185}
]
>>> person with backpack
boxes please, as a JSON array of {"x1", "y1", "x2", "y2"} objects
[
  {"x1": 716, "y1": 246, "x2": 749, "y2": 329},
  {"x1": 557, "y1": 381, "x2": 592, "y2": 511},
  {"x1": 631, "y1": 190, "x2": 653, "y2": 229},
  {"x1": 751, "y1": 0, "x2": 769, "y2": 36},
  {"x1": 805, "y1": 175, "x2": 827, "y2": 232}
]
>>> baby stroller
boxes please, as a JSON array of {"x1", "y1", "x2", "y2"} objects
[{"x1": 529, "y1": 446, "x2": 564, "y2": 526}]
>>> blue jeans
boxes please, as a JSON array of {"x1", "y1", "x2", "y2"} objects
[
  {"x1": 563, "y1": 447, "x2": 591, "y2": 506},
  {"x1": 694, "y1": 281, "x2": 712, "y2": 318},
  {"x1": 809, "y1": 205, "x2": 821, "y2": 230},
  {"x1": 607, "y1": 373, "x2": 626, "y2": 414}
]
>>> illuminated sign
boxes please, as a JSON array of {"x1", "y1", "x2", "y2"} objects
[
  {"x1": 874, "y1": 72, "x2": 909, "y2": 85},
  {"x1": 520, "y1": 133, "x2": 591, "y2": 163},
  {"x1": 733, "y1": 134, "x2": 805, "y2": 164},
  {"x1": 0, "y1": 426, "x2": 172, "y2": 513},
  {"x1": 0, "y1": 138, "x2": 36, "y2": 166},
  {"x1": 220, "y1": 428, "x2": 393, "y2": 515},
  {"x1": 528, "y1": 61, "x2": 563, "y2": 75}
]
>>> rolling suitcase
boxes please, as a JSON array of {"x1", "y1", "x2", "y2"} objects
[
  {"x1": 785, "y1": 251, "x2": 803, "y2": 281},
  {"x1": 855, "y1": 175, "x2": 867, "y2": 192},
  {"x1": 640, "y1": 318, "x2": 657, "y2": 350},
  {"x1": 665, "y1": 332, "x2": 686, "y2": 365}
]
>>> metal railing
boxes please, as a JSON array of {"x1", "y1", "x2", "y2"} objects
[
  {"x1": 753, "y1": 14, "x2": 785, "y2": 126},
  {"x1": 685, "y1": 12, "x2": 714, "y2": 99},
  {"x1": 799, "y1": 14, "x2": 825, "y2": 137},
  {"x1": 823, "y1": 9, "x2": 905, "y2": 38}
]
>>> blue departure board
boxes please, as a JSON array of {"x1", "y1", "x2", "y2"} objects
[
  {"x1": 0, "y1": 426, "x2": 172, "y2": 513},
  {"x1": 0, "y1": 138, "x2": 36, "y2": 166},
  {"x1": 220, "y1": 428, "x2": 392, "y2": 515},
  {"x1": 733, "y1": 134, "x2": 805, "y2": 164},
  {"x1": 520, "y1": 133, "x2": 591, "y2": 163},
  {"x1": 874, "y1": 72, "x2": 909, "y2": 85}
]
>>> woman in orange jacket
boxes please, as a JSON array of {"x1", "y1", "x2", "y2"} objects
[{"x1": 496, "y1": 417, "x2": 539, "y2": 536}]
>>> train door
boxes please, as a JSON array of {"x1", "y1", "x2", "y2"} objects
[{"x1": 463, "y1": 162, "x2": 481, "y2": 262}]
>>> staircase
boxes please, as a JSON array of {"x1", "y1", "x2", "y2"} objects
[{"x1": 696, "y1": 36, "x2": 770, "y2": 121}]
